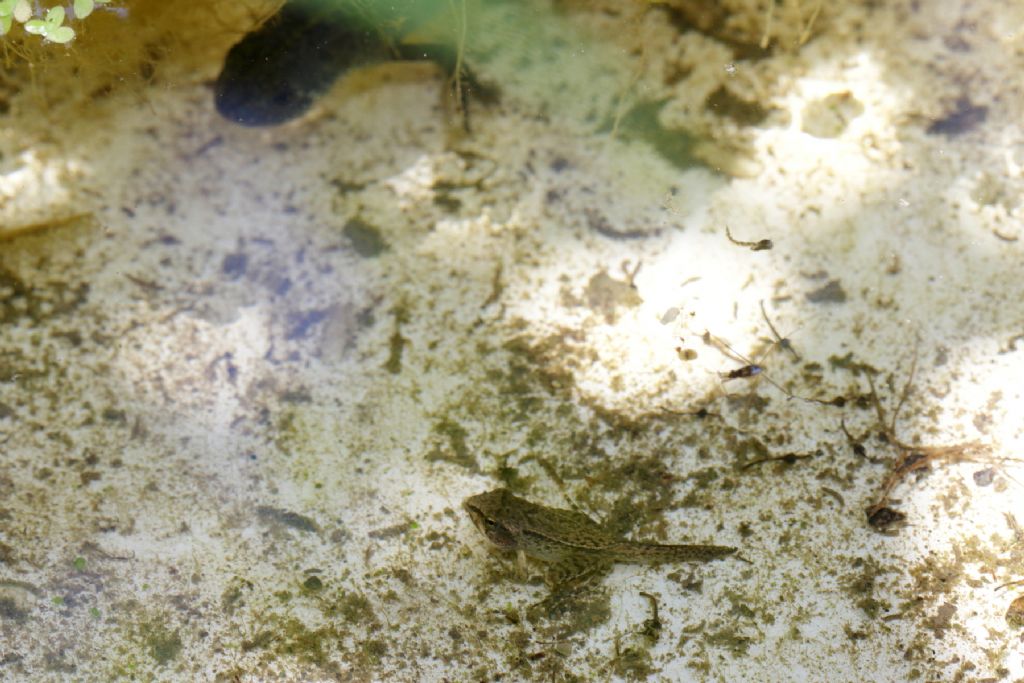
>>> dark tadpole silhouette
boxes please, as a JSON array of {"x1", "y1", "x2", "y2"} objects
[
  {"x1": 214, "y1": 1, "x2": 496, "y2": 127},
  {"x1": 215, "y1": 2, "x2": 385, "y2": 126}
]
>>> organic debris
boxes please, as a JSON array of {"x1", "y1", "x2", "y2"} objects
[
  {"x1": 724, "y1": 225, "x2": 773, "y2": 251},
  {"x1": 861, "y1": 353, "x2": 1007, "y2": 530}
]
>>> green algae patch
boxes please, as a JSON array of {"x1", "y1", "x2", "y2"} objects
[
  {"x1": 328, "y1": 590, "x2": 375, "y2": 624},
  {"x1": 723, "y1": 587, "x2": 770, "y2": 624},
  {"x1": 274, "y1": 408, "x2": 301, "y2": 455},
  {"x1": 599, "y1": 99, "x2": 700, "y2": 173},
  {"x1": 583, "y1": 271, "x2": 642, "y2": 324},
  {"x1": 221, "y1": 578, "x2": 254, "y2": 615},
  {"x1": 704, "y1": 627, "x2": 753, "y2": 656},
  {"x1": 0, "y1": 596, "x2": 30, "y2": 623},
  {"x1": 608, "y1": 592, "x2": 661, "y2": 679},
  {"x1": 237, "y1": 587, "x2": 385, "y2": 674},
  {"x1": 425, "y1": 417, "x2": 477, "y2": 470},
  {"x1": 528, "y1": 587, "x2": 612, "y2": 640},
  {"x1": 385, "y1": 327, "x2": 406, "y2": 374},
  {"x1": 138, "y1": 618, "x2": 183, "y2": 666},
  {"x1": 343, "y1": 218, "x2": 389, "y2": 258},
  {"x1": 265, "y1": 617, "x2": 335, "y2": 669},
  {"x1": 361, "y1": 638, "x2": 388, "y2": 664},
  {"x1": 0, "y1": 221, "x2": 95, "y2": 327},
  {"x1": 384, "y1": 305, "x2": 409, "y2": 374},
  {"x1": 610, "y1": 641, "x2": 655, "y2": 680},
  {"x1": 843, "y1": 557, "x2": 891, "y2": 619},
  {"x1": 256, "y1": 505, "x2": 320, "y2": 534}
]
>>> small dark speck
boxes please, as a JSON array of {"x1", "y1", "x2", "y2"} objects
[
  {"x1": 369, "y1": 522, "x2": 411, "y2": 539},
  {"x1": 867, "y1": 506, "x2": 905, "y2": 529},
  {"x1": 343, "y1": 218, "x2": 388, "y2": 258},
  {"x1": 0, "y1": 652, "x2": 24, "y2": 667},
  {"x1": 972, "y1": 467, "x2": 994, "y2": 487},
  {"x1": 280, "y1": 389, "x2": 312, "y2": 404},
  {"x1": 54, "y1": 330, "x2": 83, "y2": 347},
  {"x1": 943, "y1": 34, "x2": 971, "y2": 52},
  {"x1": 331, "y1": 179, "x2": 366, "y2": 194},
  {"x1": 256, "y1": 506, "x2": 318, "y2": 533},
  {"x1": 705, "y1": 86, "x2": 768, "y2": 126},
  {"x1": 91, "y1": 84, "x2": 114, "y2": 100},
  {"x1": 805, "y1": 279, "x2": 847, "y2": 304},
  {"x1": 927, "y1": 98, "x2": 987, "y2": 136},
  {"x1": 434, "y1": 194, "x2": 462, "y2": 212},
  {"x1": 550, "y1": 157, "x2": 570, "y2": 172},
  {"x1": 222, "y1": 252, "x2": 248, "y2": 279},
  {"x1": 356, "y1": 307, "x2": 375, "y2": 328},
  {"x1": 585, "y1": 207, "x2": 653, "y2": 240},
  {"x1": 102, "y1": 408, "x2": 127, "y2": 423},
  {"x1": 285, "y1": 308, "x2": 328, "y2": 340},
  {"x1": 0, "y1": 597, "x2": 29, "y2": 623}
]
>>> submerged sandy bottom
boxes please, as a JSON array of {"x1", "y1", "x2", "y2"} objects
[{"x1": 2, "y1": 1, "x2": 1024, "y2": 680}]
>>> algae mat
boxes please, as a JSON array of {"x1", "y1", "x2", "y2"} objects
[{"x1": 1, "y1": 1, "x2": 1024, "y2": 680}]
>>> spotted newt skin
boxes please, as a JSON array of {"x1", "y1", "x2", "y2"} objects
[
  {"x1": 215, "y1": 0, "x2": 494, "y2": 127},
  {"x1": 464, "y1": 488, "x2": 736, "y2": 587}
]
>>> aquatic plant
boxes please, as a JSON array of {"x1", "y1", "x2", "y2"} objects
[
  {"x1": 0, "y1": 0, "x2": 110, "y2": 43},
  {"x1": 24, "y1": 6, "x2": 75, "y2": 43},
  {"x1": 0, "y1": 0, "x2": 31, "y2": 36}
]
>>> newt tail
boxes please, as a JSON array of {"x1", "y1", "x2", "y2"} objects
[{"x1": 609, "y1": 542, "x2": 737, "y2": 563}]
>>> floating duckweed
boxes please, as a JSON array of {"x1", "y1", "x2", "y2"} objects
[
  {"x1": 1, "y1": 0, "x2": 111, "y2": 42},
  {"x1": 73, "y1": 0, "x2": 111, "y2": 20},
  {"x1": 24, "y1": 6, "x2": 75, "y2": 43}
]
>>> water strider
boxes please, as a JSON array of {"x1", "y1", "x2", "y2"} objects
[{"x1": 464, "y1": 488, "x2": 736, "y2": 588}]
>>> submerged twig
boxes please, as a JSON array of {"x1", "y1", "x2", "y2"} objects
[{"x1": 861, "y1": 352, "x2": 1019, "y2": 530}]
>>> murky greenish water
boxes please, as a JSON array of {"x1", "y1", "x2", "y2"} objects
[{"x1": 2, "y1": 1, "x2": 1024, "y2": 680}]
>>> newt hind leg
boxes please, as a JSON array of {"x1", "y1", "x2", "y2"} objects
[{"x1": 545, "y1": 555, "x2": 613, "y2": 590}]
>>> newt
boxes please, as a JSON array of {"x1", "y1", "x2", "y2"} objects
[{"x1": 464, "y1": 488, "x2": 736, "y2": 588}]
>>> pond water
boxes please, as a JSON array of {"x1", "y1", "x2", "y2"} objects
[{"x1": 1, "y1": 1, "x2": 1023, "y2": 680}]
